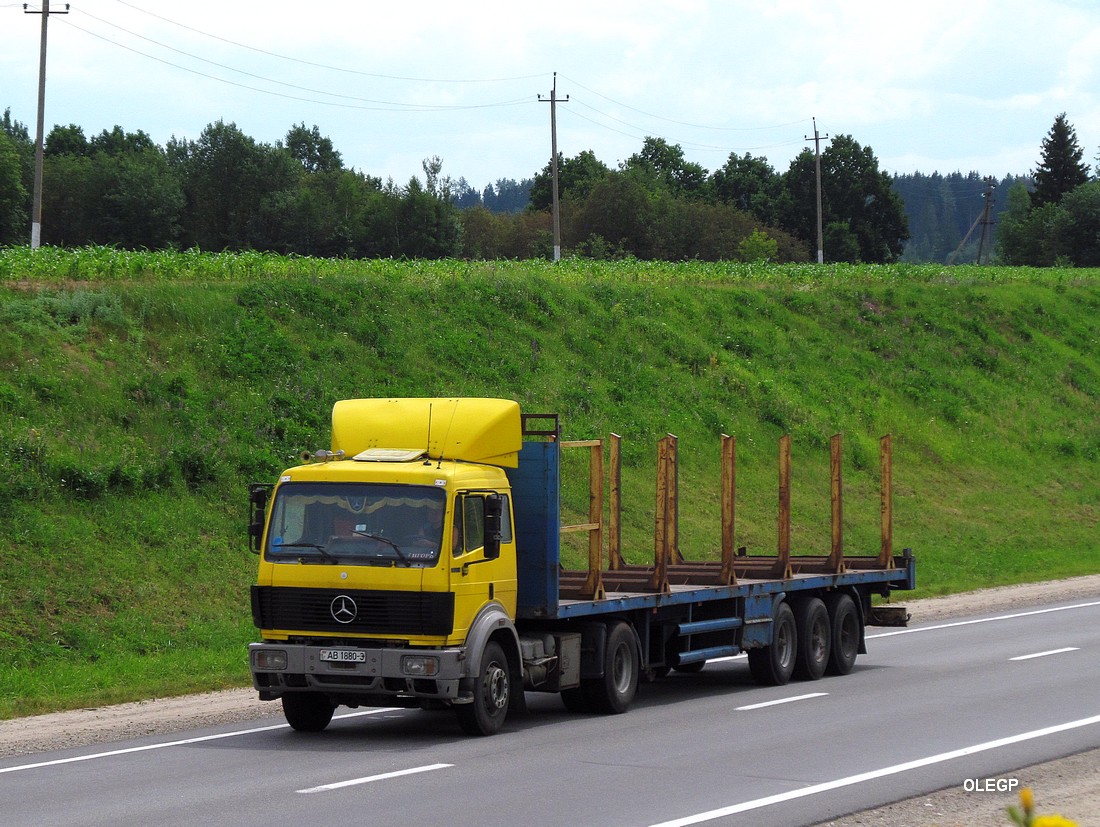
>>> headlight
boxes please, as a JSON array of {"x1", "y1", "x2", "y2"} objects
[
  {"x1": 402, "y1": 655, "x2": 439, "y2": 676},
  {"x1": 253, "y1": 649, "x2": 288, "y2": 670}
]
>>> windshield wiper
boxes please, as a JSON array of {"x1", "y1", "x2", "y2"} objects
[
  {"x1": 352, "y1": 530, "x2": 411, "y2": 566},
  {"x1": 277, "y1": 542, "x2": 338, "y2": 564}
]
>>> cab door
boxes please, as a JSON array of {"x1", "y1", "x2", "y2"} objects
[{"x1": 448, "y1": 492, "x2": 517, "y2": 642}]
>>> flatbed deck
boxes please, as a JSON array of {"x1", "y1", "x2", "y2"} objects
[{"x1": 539, "y1": 556, "x2": 915, "y2": 619}]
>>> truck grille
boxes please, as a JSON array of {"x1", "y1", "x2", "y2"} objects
[{"x1": 251, "y1": 586, "x2": 454, "y2": 636}]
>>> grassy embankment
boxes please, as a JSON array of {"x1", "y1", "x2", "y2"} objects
[{"x1": 1, "y1": 247, "x2": 1098, "y2": 719}]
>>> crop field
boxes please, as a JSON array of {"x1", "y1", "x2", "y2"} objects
[{"x1": 0, "y1": 246, "x2": 1098, "y2": 717}]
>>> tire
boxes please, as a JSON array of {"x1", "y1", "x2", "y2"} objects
[
  {"x1": 747, "y1": 600, "x2": 797, "y2": 686},
  {"x1": 825, "y1": 592, "x2": 860, "y2": 676},
  {"x1": 456, "y1": 641, "x2": 511, "y2": 736},
  {"x1": 583, "y1": 622, "x2": 639, "y2": 714},
  {"x1": 282, "y1": 693, "x2": 335, "y2": 732},
  {"x1": 793, "y1": 597, "x2": 831, "y2": 681}
]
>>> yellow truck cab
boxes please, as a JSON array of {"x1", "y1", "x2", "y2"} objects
[{"x1": 249, "y1": 398, "x2": 522, "y2": 734}]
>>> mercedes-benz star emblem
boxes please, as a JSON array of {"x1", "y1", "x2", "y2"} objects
[{"x1": 330, "y1": 594, "x2": 358, "y2": 624}]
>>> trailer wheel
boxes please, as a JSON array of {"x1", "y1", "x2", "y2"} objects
[
  {"x1": 793, "y1": 598, "x2": 831, "y2": 681},
  {"x1": 282, "y1": 693, "x2": 335, "y2": 732},
  {"x1": 747, "y1": 601, "x2": 797, "y2": 686},
  {"x1": 825, "y1": 593, "x2": 860, "y2": 676},
  {"x1": 584, "y1": 622, "x2": 639, "y2": 714},
  {"x1": 456, "y1": 641, "x2": 511, "y2": 736}
]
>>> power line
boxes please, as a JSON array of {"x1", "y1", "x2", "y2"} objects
[
  {"x1": 113, "y1": 0, "x2": 544, "y2": 85},
  {"x1": 57, "y1": 14, "x2": 533, "y2": 113},
  {"x1": 567, "y1": 97, "x2": 805, "y2": 156},
  {"x1": 559, "y1": 73, "x2": 810, "y2": 133},
  {"x1": 69, "y1": 8, "x2": 532, "y2": 110},
  {"x1": 62, "y1": 9, "x2": 810, "y2": 165},
  {"x1": 24, "y1": 4, "x2": 819, "y2": 161}
]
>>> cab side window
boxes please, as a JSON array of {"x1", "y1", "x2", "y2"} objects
[
  {"x1": 453, "y1": 494, "x2": 511, "y2": 555},
  {"x1": 463, "y1": 495, "x2": 485, "y2": 552}
]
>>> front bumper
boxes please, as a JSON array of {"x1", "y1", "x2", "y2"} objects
[{"x1": 249, "y1": 642, "x2": 469, "y2": 704}]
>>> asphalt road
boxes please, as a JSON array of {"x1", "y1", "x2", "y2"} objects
[{"x1": 3, "y1": 596, "x2": 1098, "y2": 827}]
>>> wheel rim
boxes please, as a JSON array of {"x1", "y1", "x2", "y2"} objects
[
  {"x1": 838, "y1": 612, "x2": 858, "y2": 657},
  {"x1": 810, "y1": 617, "x2": 829, "y2": 664},
  {"x1": 776, "y1": 618, "x2": 795, "y2": 669},
  {"x1": 611, "y1": 642, "x2": 634, "y2": 694},
  {"x1": 485, "y1": 661, "x2": 509, "y2": 711}
]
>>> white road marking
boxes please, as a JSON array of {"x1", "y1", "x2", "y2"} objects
[
  {"x1": 736, "y1": 693, "x2": 827, "y2": 711},
  {"x1": 1010, "y1": 647, "x2": 1079, "y2": 661},
  {"x1": 297, "y1": 763, "x2": 452, "y2": 793},
  {"x1": 868, "y1": 599, "x2": 1100, "y2": 639},
  {"x1": 646, "y1": 713, "x2": 1100, "y2": 826},
  {"x1": 0, "y1": 708, "x2": 398, "y2": 775}
]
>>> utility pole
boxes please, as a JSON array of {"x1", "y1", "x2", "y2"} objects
[
  {"x1": 975, "y1": 178, "x2": 996, "y2": 265},
  {"x1": 948, "y1": 209, "x2": 983, "y2": 265},
  {"x1": 804, "y1": 117, "x2": 828, "y2": 264},
  {"x1": 539, "y1": 73, "x2": 568, "y2": 262},
  {"x1": 24, "y1": 1, "x2": 70, "y2": 249}
]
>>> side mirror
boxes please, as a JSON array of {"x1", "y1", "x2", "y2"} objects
[
  {"x1": 483, "y1": 494, "x2": 503, "y2": 560},
  {"x1": 248, "y1": 484, "x2": 273, "y2": 553}
]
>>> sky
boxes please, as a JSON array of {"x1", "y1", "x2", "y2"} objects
[{"x1": 3, "y1": 0, "x2": 1100, "y2": 191}]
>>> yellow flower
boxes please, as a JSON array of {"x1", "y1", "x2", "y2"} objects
[
  {"x1": 1019, "y1": 787, "x2": 1035, "y2": 813},
  {"x1": 1033, "y1": 816, "x2": 1077, "y2": 827}
]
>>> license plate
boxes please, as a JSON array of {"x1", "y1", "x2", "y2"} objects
[{"x1": 320, "y1": 648, "x2": 366, "y2": 663}]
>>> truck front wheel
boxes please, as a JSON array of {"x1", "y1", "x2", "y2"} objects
[
  {"x1": 282, "y1": 693, "x2": 335, "y2": 732},
  {"x1": 456, "y1": 641, "x2": 511, "y2": 736}
]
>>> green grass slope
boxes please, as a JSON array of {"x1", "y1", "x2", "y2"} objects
[{"x1": 1, "y1": 250, "x2": 1098, "y2": 718}]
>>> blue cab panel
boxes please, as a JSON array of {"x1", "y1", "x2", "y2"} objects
[{"x1": 506, "y1": 440, "x2": 560, "y2": 619}]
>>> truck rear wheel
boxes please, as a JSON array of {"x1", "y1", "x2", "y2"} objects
[
  {"x1": 793, "y1": 597, "x2": 831, "y2": 681},
  {"x1": 825, "y1": 592, "x2": 860, "y2": 675},
  {"x1": 456, "y1": 641, "x2": 511, "y2": 736},
  {"x1": 748, "y1": 600, "x2": 797, "y2": 686},
  {"x1": 583, "y1": 621, "x2": 639, "y2": 714},
  {"x1": 282, "y1": 693, "x2": 335, "y2": 732}
]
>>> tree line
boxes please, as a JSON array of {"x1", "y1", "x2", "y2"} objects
[
  {"x1": 891, "y1": 171, "x2": 1028, "y2": 264},
  {"x1": 1, "y1": 106, "x2": 913, "y2": 262},
  {"x1": 894, "y1": 114, "x2": 1100, "y2": 267},
  {"x1": 0, "y1": 114, "x2": 469, "y2": 258},
  {"x1": 994, "y1": 113, "x2": 1100, "y2": 267}
]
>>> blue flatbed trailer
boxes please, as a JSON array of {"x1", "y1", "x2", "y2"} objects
[{"x1": 506, "y1": 416, "x2": 913, "y2": 697}]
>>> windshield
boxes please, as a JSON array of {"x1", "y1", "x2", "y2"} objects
[{"x1": 265, "y1": 482, "x2": 446, "y2": 567}]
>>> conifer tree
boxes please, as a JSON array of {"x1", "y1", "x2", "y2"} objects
[{"x1": 1031, "y1": 113, "x2": 1090, "y2": 207}]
